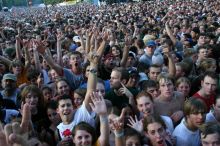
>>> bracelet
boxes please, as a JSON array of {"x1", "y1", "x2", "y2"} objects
[
  {"x1": 100, "y1": 115, "x2": 108, "y2": 123},
  {"x1": 89, "y1": 68, "x2": 97, "y2": 74},
  {"x1": 114, "y1": 130, "x2": 124, "y2": 138}
]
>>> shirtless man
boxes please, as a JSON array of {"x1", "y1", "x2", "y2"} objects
[{"x1": 154, "y1": 73, "x2": 185, "y2": 124}]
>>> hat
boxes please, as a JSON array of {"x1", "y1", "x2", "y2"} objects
[
  {"x1": 104, "y1": 53, "x2": 114, "y2": 61},
  {"x1": 146, "y1": 40, "x2": 156, "y2": 47},
  {"x1": 139, "y1": 72, "x2": 148, "y2": 83},
  {"x1": 3, "y1": 73, "x2": 17, "y2": 81},
  {"x1": 128, "y1": 51, "x2": 137, "y2": 60},
  {"x1": 73, "y1": 36, "x2": 81, "y2": 43},
  {"x1": 152, "y1": 53, "x2": 164, "y2": 66}
]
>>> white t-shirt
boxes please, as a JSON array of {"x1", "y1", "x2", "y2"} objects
[
  {"x1": 172, "y1": 119, "x2": 200, "y2": 146},
  {"x1": 57, "y1": 102, "x2": 95, "y2": 140},
  {"x1": 161, "y1": 115, "x2": 174, "y2": 134}
]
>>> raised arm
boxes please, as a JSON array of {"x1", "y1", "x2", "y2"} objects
[
  {"x1": 56, "y1": 32, "x2": 63, "y2": 66},
  {"x1": 15, "y1": 36, "x2": 22, "y2": 60},
  {"x1": 163, "y1": 46, "x2": 176, "y2": 77},
  {"x1": 23, "y1": 39, "x2": 32, "y2": 69},
  {"x1": 89, "y1": 92, "x2": 109, "y2": 146},
  {"x1": 120, "y1": 35, "x2": 131, "y2": 67},
  {"x1": 165, "y1": 21, "x2": 177, "y2": 46},
  {"x1": 36, "y1": 40, "x2": 63, "y2": 75},
  {"x1": 84, "y1": 31, "x2": 108, "y2": 112}
]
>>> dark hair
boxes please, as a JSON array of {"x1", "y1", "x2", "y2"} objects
[
  {"x1": 200, "y1": 122, "x2": 220, "y2": 140},
  {"x1": 184, "y1": 97, "x2": 207, "y2": 118},
  {"x1": 124, "y1": 128, "x2": 141, "y2": 144},
  {"x1": 57, "y1": 94, "x2": 73, "y2": 105},
  {"x1": 72, "y1": 122, "x2": 97, "y2": 144},
  {"x1": 143, "y1": 114, "x2": 166, "y2": 132},
  {"x1": 74, "y1": 88, "x2": 86, "y2": 98},
  {"x1": 141, "y1": 80, "x2": 158, "y2": 91},
  {"x1": 202, "y1": 71, "x2": 218, "y2": 81},
  {"x1": 46, "y1": 100, "x2": 58, "y2": 111}
]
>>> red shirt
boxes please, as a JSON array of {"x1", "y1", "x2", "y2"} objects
[{"x1": 193, "y1": 92, "x2": 215, "y2": 111}]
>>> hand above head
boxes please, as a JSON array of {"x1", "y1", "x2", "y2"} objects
[
  {"x1": 0, "y1": 103, "x2": 31, "y2": 146},
  {"x1": 89, "y1": 92, "x2": 107, "y2": 116},
  {"x1": 127, "y1": 115, "x2": 143, "y2": 133}
]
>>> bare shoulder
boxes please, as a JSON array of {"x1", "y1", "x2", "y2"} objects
[{"x1": 174, "y1": 91, "x2": 185, "y2": 102}]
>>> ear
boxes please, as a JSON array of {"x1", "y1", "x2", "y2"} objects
[
  {"x1": 201, "y1": 80, "x2": 204, "y2": 86},
  {"x1": 121, "y1": 79, "x2": 127, "y2": 85},
  {"x1": 144, "y1": 131, "x2": 149, "y2": 137},
  {"x1": 56, "y1": 108, "x2": 60, "y2": 114}
]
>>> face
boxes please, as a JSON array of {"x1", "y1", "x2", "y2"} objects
[
  {"x1": 206, "y1": 63, "x2": 217, "y2": 72},
  {"x1": 47, "y1": 108, "x2": 61, "y2": 124},
  {"x1": 146, "y1": 45, "x2": 156, "y2": 56},
  {"x1": 146, "y1": 87, "x2": 159, "y2": 99},
  {"x1": 136, "y1": 96, "x2": 154, "y2": 117},
  {"x1": 62, "y1": 55, "x2": 70, "y2": 66},
  {"x1": 201, "y1": 76, "x2": 217, "y2": 96},
  {"x1": 57, "y1": 80, "x2": 70, "y2": 96},
  {"x1": 70, "y1": 54, "x2": 82, "y2": 67},
  {"x1": 186, "y1": 112, "x2": 206, "y2": 129},
  {"x1": 110, "y1": 70, "x2": 122, "y2": 90},
  {"x1": 50, "y1": 69, "x2": 59, "y2": 81},
  {"x1": 146, "y1": 122, "x2": 166, "y2": 146},
  {"x1": 159, "y1": 79, "x2": 174, "y2": 98},
  {"x1": 126, "y1": 56, "x2": 135, "y2": 67},
  {"x1": 149, "y1": 67, "x2": 161, "y2": 81},
  {"x1": 108, "y1": 114, "x2": 118, "y2": 131},
  {"x1": 57, "y1": 99, "x2": 74, "y2": 123},
  {"x1": 127, "y1": 75, "x2": 139, "y2": 88},
  {"x1": 25, "y1": 91, "x2": 39, "y2": 111},
  {"x1": 96, "y1": 82, "x2": 105, "y2": 97},
  {"x1": 177, "y1": 82, "x2": 190, "y2": 97},
  {"x1": 175, "y1": 65, "x2": 184, "y2": 78},
  {"x1": 73, "y1": 130, "x2": 92, "y2": 146},
  {"x1": 104, "y1": 57, "x2": 115, "y2": 69},
  {"x1": 2, "y1": 79, "x2": 16, "y2": 91},
  {"x1": 112, "y1": 47, "x2": 120, "y2": 56},
  {"x1": 198, "y1": 36, "x2": 206, "y2": 46},
  {"x1": 198, "y1": 48, "x2": 208, "y2": 59},
  {"x1": 74, "y1": 93, "x2": 83, "y2": 108},
  {"x1": 12, "y1": 64, "x2": 22, "y2": 75},
  {"x1": 201, "y1": 133, "x2": 220, "y2": 146},
  {"x1": 126, "y1": 136, "x2": 141, "y2": 146},
  {"x1": 42, "y1": 88, "x2": 53, "y2": 104},
  {"x1": 213, "y1": 98, "x2": 220, "y2": 119}
]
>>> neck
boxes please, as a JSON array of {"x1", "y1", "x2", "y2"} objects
[
  {"x1": 72, "y1": 66, "x2": 81, "y2": 74},
  {"x1": 184, "y1": 119, "x2": 198, "y2": 132},
  {"x1": 159, "y1": 94, "x2": 172, "y2": 102},
  {"x1": 198, "y1": 90, "x2": 209, "y2": 98}
]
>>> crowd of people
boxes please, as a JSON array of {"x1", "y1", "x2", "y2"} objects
[{"x1": 0, "y1": 0, "x2": 220, "y2": 145}]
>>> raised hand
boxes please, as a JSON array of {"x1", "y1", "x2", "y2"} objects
[
  {"x1": 35, "y1": 40, "x2": 47, "y2": 55},
  {"x1": 118, "y1": 82, "x2": 133, "y2": 98},
  {"x1": 127, "y1": 115, "x2": 143, "y2": 133},
  {"x1": 109, "y1": 108, "x2": 126, "y2": 132},
  {"x1": 0, "y1": 103, "x2": 31, "y2": 146},
  {"x1": 89, "y1": 92, "x2": 107, "y2": 116}
]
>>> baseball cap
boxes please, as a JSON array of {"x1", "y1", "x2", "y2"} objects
[
  {"x1": 146, "y1": 40, "x2": 156, "y2": 47},
  {"x1": 3, "y1": 73, "x2": 17, "y2": 81}
]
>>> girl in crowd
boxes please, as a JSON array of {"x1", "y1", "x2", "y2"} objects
[
  {"x1": 175, "y1": 77, "x2": 191, "y2": 100},
  {"x1": 73, "y1": 88, "x2": 86, "y2": 108}
]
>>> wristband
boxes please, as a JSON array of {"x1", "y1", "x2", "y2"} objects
[
  {"x1": 100, "y1": 115, "x2": 108, "y2": 123},
  {"x1": 114, "y1": 130, "x2": 124, "y2": 137}
]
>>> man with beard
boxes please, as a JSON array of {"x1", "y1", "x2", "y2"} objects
[
  {"x1": 104, "y1": 67, "x2": 138, "y2": 111},
  {"x1": 0, "y1": 73, "x2": 19, "y2": 109}
]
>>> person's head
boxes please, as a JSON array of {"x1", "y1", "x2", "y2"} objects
[
  {"x1": 10, "y1": 59, "x2": 23, "y2": 75},
  {"x1": 2, "y1": 73, "x2": 17, "y2": 96},
  {"x1": 157, "y1": 73, "x2": 174, "y2": 98},
  {"x1": 191, "y1": 27, "x2": 200, "y2": 39},
  {"x1": 27, "y1": 69, "x2": 41, "y2": 85},
  {"x1": 72, "y1": 122, "x2": 97, "y2": 146},
  {"x1": 198, "y1": 46, "x2": 208, "y2": 60},
  {"x1": 124, "y1": 128, "x2": 142, "y2": 146},
  {"x1": 46, "y1": 100, "x2": 61, "y2": 125},
  {"x1": 110, "y1": 67, "x2": 129, "y2": 90},
  {"x1": 148, "y1": 64, "x2": 161, "y2": 81},
  {"x1": 56, "y1": 78, "x2": 70, "y2": 96},
  {"x1": 198, "y1": 33, "x2": 207, "y2": 46},
  {"x1": 21, "y1": 85, "x2": 43, "y2": 114},
  {"x1": 184, "y1": 98, "x2": 207, "y2": 130},
  {"x1": 143, "y1": 114, "x2": 167, "y2": 146},
  {"x1": 56, "y1": 95, "x2": 74, "y2": 123},
  {"x1": 73, "y1": 88, "x2": 86, "y2": 108},
  {"x1": 176, "y1": 77, "x2": 191, "y2": 98},
  {"x1": 48, "y1": 69, "x2": 60, "y2": 82},
  {"x1": 201, "y1": 71, "x2": 218, "y2": 96},
  {"x1": 111, "y1": 45, "x2": 121, "y2": 57},
  {"x1": 103, "y1": 53, "x2": 116, "y2": 70},
  {"x1": 200, "y1": 122, "x2": 220, "y2": 146},
  {"x1": 141, "y1": 80, "x2": 159, "y2": 99},
  {"x1": 136, "y1": 91, "x2": 154, "y2": 118},
  {"x1": 126, "y1": 70, "x2": 140, "y2": 88},
  {"x1": 175, "y1": 62, "x2": 187, "y2": 78},
  {"x1": 69, "y1": 51, "x2": 82, "y2": 67},
  {"x1": 213, "y1": 95, "x2": 220, "y2": 121},
  {"x1": 41, "y1": 86, "x2": 53, "y2": 104},
  {"x1": 62, "y1": 54, "x2": 70, "y2": 67},
  {"x1": 96, "y1": 78, "x2": 105, "y2": 97},
  {"x1": 199, "y1": 58, "x2": 217, "y2": 73},
  {"x1": 145, "y1": 40, "x2": 156, "y2": 56},
  {"x1": 126, "y1": 51, "x2": 137, "y2": 68}
]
